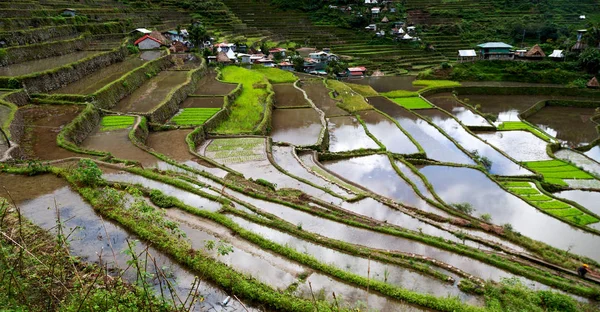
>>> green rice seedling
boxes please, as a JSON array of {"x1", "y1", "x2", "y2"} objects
[
  {"x1": 521, "y1": 194, "x2": 554, "y2": 201},
  {"x1": 551, "y1": 208, "x2": 586, "y2": 218},
  {"x1": 502, "y1": 181, "x2": 531, "y2": 187},
  {"x1": 535, "y1": 200, "x2": 573, "y2": 210},
  {"x1": 252, "y1": 66, "x2": 297, "y2": 83},
  {"x1": 523, "y1": 160, "x2": 568, "y2": 168},
  {"x1": 171, "y1": 108, "x2": 220, "y2": 126},
  {"x1": 545, "y1": 178, "x2": 569, "y2": 186},
  {"x1": 381, "y1": 90, "x2": 419, "y2": 98},
  {"x1": 100, "y1": 115, "x2": 134, "y2": 131},
  {"x1": 412, "y1": 80, "x2": 461, "y2": 89},
  {"x1": 344, "y1": 82, "x2": 379, "y2": 97},
  {"x1": 508, "y1": 188, "x2": 540, "y2": 195},
  {"x1": 497, "y1": 121, "x2": 553, "y2": 142},
  {"x1": 391, "y1": 97, "x2": 433, "y2": 109},
  {"x1": 569, "y1": 214, "x2": 600, "y2": 226}
]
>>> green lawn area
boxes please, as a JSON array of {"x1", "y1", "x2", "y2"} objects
[
  {"x1": 170, "y1": 108, "x2": 220, "y2": 126},
  {"x1": 214, "y1": 67, "x2": 270, "y2": 134},
  {"x1": 502, "y1": 181, "x2": 599, "y2": 226},
  {"x1": 344, "y1": 82, "x2": 378, "y2": 97},
  {"x1": 391, "y1": 97, "x2": 433, "y2": 109},
  {"x1": 252, "y1": 66, "x2": 297, "y2": 83},
  {"x1": 381, "y1": 90, "x2": 419, "y2": 98},
  {"x1": 100, "y1": 115, "x2": 134, "y2": 131},
  {"x1": 497, "y1": 121, "x2": 553, "y2": 142},
  {"x1": 413, "y1": 80, "x2": 461, "y2": 90},
  {"x1": 327, "y1": 80, "x2": 372, "y2": 112}
]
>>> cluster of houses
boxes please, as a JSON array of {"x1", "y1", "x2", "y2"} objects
[
  {"x1": 458, "y1": 42, "x2": 565, "y2": 62},
  {"x1": 366, "y1": 21, "x2": 420, "y2": 41},
  {"x1": 132, "y1": 28, "x2": 194, "y2": 53}
]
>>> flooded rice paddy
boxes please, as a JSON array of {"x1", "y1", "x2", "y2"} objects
[
  {"x1": 271, "y1": 108, "x2": 322, "y2": 146},
  {"x1": 327, "y1": 116, "x2": 380, "y2": 152},
  {"x1": 0, "y1": 51, "x2": 100, "y2": 76},
  {"x1": 301, "y1": 80, "x2": 349, "y2": 116},
  {"x1": 526, "y1": 106, "x2": 598, "y2": 147},
  {"x1": 192, "y1": 70, "x2": 236, "y2": 95},
  {"x1": 358, "y1": 110, "x2": 419, "y2": 154},
  {"x1": 585, "y1": 146, "x2": 600, "y2": 163},
  {"x1": 425, "y1": 93, "x2": 492, "y2": 127},
  {"x1": 114, "y1": 70, "x2": 189, "y2": 113},
  {"x1": 352, "y1": 76, "x2": 419, "y2": 92},
  {"x1": 273, "y1": 83, "x2": 309, "y2": 107},
  {"x1": 181, "y1": 96, "x2": 224, "y2": 108},
  {"x1": 476, "y1": 130, "x2": 552, "y2": 161}
]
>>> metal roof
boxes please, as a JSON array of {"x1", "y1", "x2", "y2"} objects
[
  {"x1": 477, "y1": 42, "x2": 513, "y2": 48},
  {"x1": 458, "y1": 49, "x2": 476, "y2": 57}
]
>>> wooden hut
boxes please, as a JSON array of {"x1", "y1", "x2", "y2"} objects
[
  {"x1": 216, "y1": 51, "x2": 232, "y2": 64},
  {"x1": 587, "y1": 77, "x2": 599, "y2": 89},
  {"x1": 525, "y1": 44, "x2": 545, "y2": 58}
]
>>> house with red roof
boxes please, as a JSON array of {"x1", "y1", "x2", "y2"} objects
[
  {"x1": 277, "y1": 61, "x2": 294, "y2": 71},
  {"x1": 134, "y1": 35, "x2": 163, "y2": 50},
  {"x1": 347, "y1": 66, "x2": 367, "y2": 77},
  {"x1": 269, "y1": 47, "x2": 287, "y2": 58}
]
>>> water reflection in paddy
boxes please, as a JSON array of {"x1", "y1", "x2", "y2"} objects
[
  {"x1": 114, "y1": 70, "x2": 189, "y2": 113},
  {"x1": 301, "y1": 80, "x2": 348, "y2": 116},
  {"x1": 555, "y1": 190, "x2": 600, "y2": 216},
  {"x1": 0, "y1": 51, "x2": 100, "y2": 76},
  {"x1": 368, "y1": 96, "x2": 474, "y2": 164},
  {"x1": 358, "y1": 110, "x2": 419, "y2": 154},
  {"x1": 81, "y1": 128, "x2": 159, "y2": 166},
  {"x1": 554, "y1": 149, "x2": 600, "y2": 177},
  {"x1": 417, "y1": 109, "x2": 531, "y2": 176},
  {"x1": 227, "y1": 214, "x2": 476, "y2": 302},
  {"x1": 0, "y1": 174, "x2": 253, "y2": 311},
  {"x1": 192, "y1": 70, "x2": 236, "y2": 95},
  {"x1": 328, "y1": 116, "x2": 380, "y2": 152},
  {"x1": 526, "y1": 106, "x2": 598, "y2": 147},
  {"x1": 457, "y1": 94, "x2": 551, "y2": 122},
  {"x1": 271, "y1": 108, "x2": 322, "y2": 146},
  {"x1": 419, "y1": 165, "x2": 600, "y2": 261},
  {"x1": 476, "y1": 130, "x2": 552, "y2": 161},
  {"x1": 273, "y1": 83, "x2": 309, "y2": 107},
  {"x1": 352, "y1": 76, "x2": 419, "y2": 92},
  {"x1": 324, "y1": 154, "x2": 450, "y2": 217},
  {"x1": 426, "y1": 93, "x2": 491, "y2": 127},
  {"x1": 585, "y1": 146, "x2": 600, "y2": 163}
]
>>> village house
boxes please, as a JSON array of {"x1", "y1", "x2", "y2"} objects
[
  {"x1": 269, "y1": 48, "x2": 287, "y2": 59},
  {"x1": 257, "y1": 58, "x2": 276, "y2": 67},
  {"x1": 365, "y1": 24, "x2": 377, "y2": 31},
  {"x1": 130, "y1": 28, "x2": 152, "y2": 36},
  {"x1": 347, "y1": 66, "x2": 367, "y2": 78},
  {"x1": 62, "y1": 8, "x2": 76, "y2": 17},
  {"x1": 216, "y1": 51, "x2": 232, "y2": 64},
  {"x1": 524, "y1": 44, "x2": 545, "y2": 59},
  {"x1": 277, "y1": 61, "x2": 294, "y2": 71},
  {"x1": 134, "y1": 35, "x2": 163, "y2": 50},
  {"x1": 477, "y1": 42, "x2": 513, "y2": 60},
  {"x1": 169, "y1": 41, "x2": 189, "y2": 53},
  {"x1": 163, "y1": 29, "x2": 188, "y2": 42},
  {"x1": 308, "y1": 51, "x2": 338, "y2": 63},
  {"x1": 371, "y1": 7, "x2": 381, "y2": 16},
  {"x1": 237, "y1": 53, "x2": 252, "y2": 64},
  {"x1": 549, "y1": 50, "x2": 565, "y2": 60},
  {"x1": 458, "y1": 49, "x2": 477, "y2": 62},
  {"x1": 365, "y1": 0, "x2": 378, "y2": 4},
  {"x1": 587, "y1": 77, "x2": 599, "y2": 88}
]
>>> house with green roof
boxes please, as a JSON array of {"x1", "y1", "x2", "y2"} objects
[{"x1": 477, "y1": 42, "x2": 513, "y2": 60}]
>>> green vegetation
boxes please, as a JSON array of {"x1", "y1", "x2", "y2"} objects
[
  {"x1": 252, "y1": 66, "x2": 297, "y2": 83},
  {"x1": 344, "y1": 82, "x2": 378, "y2": 97},
  {"x1": 214, "y1": 67, "x2": 270, "y2": 134},
  {"x1": 381, "y1": 90, "x2": 419, "y2": 98},
  {"x1": 327, "y1": 79, "x2": 372, "y2": 112},
  {"x1": 413, "y1": 80, "x2": 461, "y2": 90},
  {"x1": 485, "y1": 277, "x2": 579, "y2": 312},
  {"x1": 497, "y1": 121, "x2": 553, "y2": 142},
  {"x1": 391, "y1": 97, "x2": 433, "y2": 109},
  {"x1": 100, "y1": 115, "x2": 134, "y2": 131},
  {"x1": 524, "y1": 160, "x2": 595, "y2": 183},
  {"x1": 447, "y1": 61, "x2": 585, "y2": 85},
  {"x1": 503, "y1": 180, "x2": 599, "y2": 226},
  {"x1": 170, "y1": 108, "x2": 220, "y2": 126}
]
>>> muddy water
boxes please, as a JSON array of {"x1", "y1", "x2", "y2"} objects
[
  {"x1": 271, "y1": 108, "x2": 322, "y2": 146},
  {"x1": 476, "y1": 130, "x2": 552, "y2": 161},
  {"x1": 81, "y1": 128, "x2": 158, "y2": 166},
  {"x1": 166, "y1": 209, "x2": 304, "y2": 290},
  {"x1": 20, "y1": 105, "x2": 82, "y2": 160},
  {"x1": 104, "y1": 172, "x2": 222, "y2": 212},
  {"x1": 0, "y1": 174, "x2": 253, "y2": 311},
  {"x1": 52, "y1": 55, "x2": 147, "y2": 94},
  {"x1": 327, "y1": 116, "x2": 380, "y2": 152},
  {"x1": 324, "y1": 155, "x2": 450, "y2": 217},
  {"x1": 227, "y1": 215, "x2": 476, "y2": 302},
  {"x1": 417, "y1": 109, "x2": 531, "y2": 176},
  {"x1": 114, "y1": 70, "x2": 189, "y2": 113},
  {"x1": 554, "y1": 149, "x2": 600, "y2": 177},
  {"x1": 192, "y1": 71, "x2": 236, "y2": 95},
  {"x1": 272, "y1": 145, "x2": 352, "y2": 198},
  {"x1": 273, "y1": 83, "x2": 309, "y2": 107},
  {"x1": 181, "y1": 96, "x2": 224, "y2": 108},
  {"x1": 585, "y1": 146, "x2": 600, "y2": 163},
  {"x1": 555, "y1": 190, "x2": 600, "y2": 216},
  {"x1": 227, "y1": 185, "x2": 530, "y2": 283},
  {"x1": 368, "y1": 96, "x2": 474, "y2": 165},
  {"x1": 458, "y1": 94, "x2": 594, "y2": 122},
  {"x1": 358, "y1": 110, "x2": 419, "y2": 154},
  {"x1": 425, "y1": 93, "x2": 491, "y2": 127},
  {"x1": 0, "y1": 51, "x2": 100, "y2": 76},
  {"x1": 300, "y1": 80, "x2": 348, "y2": 116},
  {"x1": 352, "y1": 76, "x2": 419, "y2": 92},
  {"x1": 526, "y1": 106, "x2": 598, "y2": 147},
  {"x1": 419, "y1": 165, "x2": 600, "y2": 261}
]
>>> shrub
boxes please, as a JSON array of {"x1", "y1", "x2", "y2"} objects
[
  {"x1": 126, "y1": 44, "x2": 139, "y2": 54},
  {"x1": 451, "y1": 202, "x2": 474, "y2": 215},
  {"x1": 255, "y1": 178, "x2": 277, "y2": 191},
  {"x1": 71, "y1": 159, "x2": 102, "y2": 187},
  {"x1": 149, "y1": 189, "x2": 177, "y2": 208}
]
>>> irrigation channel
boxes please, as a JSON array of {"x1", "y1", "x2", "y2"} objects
[{"x1": 3, "y1": 59, "x2": 600, "y2": 311}]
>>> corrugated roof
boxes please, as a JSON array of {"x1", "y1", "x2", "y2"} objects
[
  {"x1": 134, "y1": 35, "x2": 162, "y2": 46},
  {"x1": 549, "y1": 50, "x2": 564, "y2": 58},
  {"x1": 458, "y1": 49, "x2": 476, "y2": 57},
  {"x1": 477, "y1": 42, "x2": 513, "y2": 49}
]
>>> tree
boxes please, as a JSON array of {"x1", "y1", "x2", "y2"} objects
[
  {"x1": 579, "y1": 47, "x2": 600, "y2": 74},
  {"x1": 189, "y1": 24, "x2": 207, "y2": 49},
  {"x1": 292, "y1": 55, "x2": 305, "y2": 72},
  {"x1": 325, "y1": 58, "x2": 347, "y2": 77}
]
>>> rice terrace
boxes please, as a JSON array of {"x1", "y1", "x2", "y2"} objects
[{"x1": 3, "y1": 0, "x2": 600, "y2": 311}]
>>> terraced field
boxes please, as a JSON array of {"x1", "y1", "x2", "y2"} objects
[{"x1": 2, "y1": 1, "x2": 600, "y2": 311}]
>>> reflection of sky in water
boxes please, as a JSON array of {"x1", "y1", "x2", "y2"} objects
[
  {"x1": 535, "y1": 124, "x2": 558, "y2": 139},
  {"x1": 451, "y1": 107, "x2": 490, "y2": 127},
  {"x1": 585, "y1": 146, "x2": 600, "y2": 163},
  {"x1": 360, "y1": 111, "x2": 419, "y2": 154},
  {"x1": 496, "y1": 109, "x2": 521, "y2": 122},
  {"x1": 420, "y1": 165, "x2": 600, "y2": 262},
  {"x1": 424, "y1": 113, "x2": 531, "y2": 176},
  {"x1": 328, "y1": 117, "x2": 379, "y2": 152},
  {"x1": 555, "y1": 149, "x2": 600, "y2": 177},
  {"x1": 325, "y1": 155, "x2": 446, "y2": 215},
  {"x1": 555, "y1": 190, "x2": 600, "y2": 216},
  {"x1": 477, "y1": 131, "x2": 552, "y2": 161}
]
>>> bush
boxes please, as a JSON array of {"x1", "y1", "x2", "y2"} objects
[
  {"x1": 126, "y1": 44, "x2": 139, "y2": 54},
  {"x1": 452, "y1": 202, "x2": 474, "y2": 215},
  {"x1": 71, "y1": 159, "x2": 102, "y2": 187},
  {"x1": 255, "y1": 178, "x2": 277, "y2": 191},
  {"x1": 149, "y1": 189, "x2": 177, "y2": 208}
]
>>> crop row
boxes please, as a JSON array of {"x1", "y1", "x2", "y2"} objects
[
  {"x1": 100, "y1": 115, "x2": 134, "y2": 131},
  {"x1": 170, "y1": 108, "x2": 220, "y2": 126}
]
